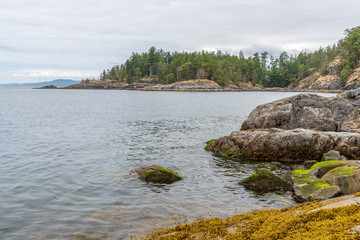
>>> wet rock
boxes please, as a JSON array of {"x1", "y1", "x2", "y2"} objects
[
  {"x1": 240, "y1": 169, "x2": 292, "y2": 192},
  {"x1": 131, "y1": 166, "x2": 182, "y2": 184},
  {"x1": 304, "y1": 160, "x2": 318, "y2": 169},
  {"x1": 206, "y1": 128, "x2": 360, "y2": 162},
  {"x1": 240, "y1": 92, "x2": 360, "y2": 132},
  {"x1": 322, "y1": 150, "x2": 347, "y2": 161}
]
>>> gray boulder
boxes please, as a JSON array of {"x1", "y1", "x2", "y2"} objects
[
  {"x1": 240, "y1": 93, "x2": 360, "y2": 132},
  {"x1": 206, "y1": 128, "x2": 360, "y2": 162}
]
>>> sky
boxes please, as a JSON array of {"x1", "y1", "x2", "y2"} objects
[{"x1": 0, "y1": 0, "x2": 359, "y2": 84}]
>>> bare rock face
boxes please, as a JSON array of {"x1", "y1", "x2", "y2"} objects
[
  {"x1": 240, "y1": 93, "x2": 360, "y2": 132},
  {"x1": 207, "y1": 129, "x2": 360, "y2": 162}
]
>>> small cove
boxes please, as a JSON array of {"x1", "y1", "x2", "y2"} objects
[{"x1": 0, "y1": 89, "x2": 336, "y2": 239}]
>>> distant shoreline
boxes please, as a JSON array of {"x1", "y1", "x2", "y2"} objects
[{"x1": 38, "y1": 79, "x2": 344, "y2": 94}]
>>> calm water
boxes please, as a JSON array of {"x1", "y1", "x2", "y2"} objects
[{"x1": 0, "y1": 89, "x2": 335, "y2": 239}]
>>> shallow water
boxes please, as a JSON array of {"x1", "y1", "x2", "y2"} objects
[{"x1": 0, "y1": 89, "x2": 335, "y2": 239}]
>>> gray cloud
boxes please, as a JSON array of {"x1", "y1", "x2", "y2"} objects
[{"x1": 0, "y1": 0, "x2": 359, "y2": 83}]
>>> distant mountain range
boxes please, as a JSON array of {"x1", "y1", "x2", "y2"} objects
[{"x1": 0, "y1": 79, "x2": 80, "y2": 88}]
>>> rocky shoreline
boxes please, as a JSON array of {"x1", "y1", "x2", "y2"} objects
[
  {"x1": 56, "y1": 79, "x2": 344, "y2": 93},
  {"x1": 206, "y1": 88, "x2": 360, "y2": 202},
  {"x1": 141, "y1": 88, "x2": 360, "y2": 239}
]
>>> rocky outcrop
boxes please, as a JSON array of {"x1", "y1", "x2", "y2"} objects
[
  {"x1": 41, "y1": 85, "x2": 57, "y2": 89},
  {"x1": 343, "y1": 66, "x2": 360, "y2": 90},
  {"x1": 240, "y1": 93, "x2": 360, "y2": 132},
  {"x1": 206, "y1": 88, "x2": 360, "y2": 202},
  {"x1": 207, "y1": 128, "x2": 360, "y2": 162},
  {"x1": 145, "y1": 79, "x2": 222, "y2": 90},
  {"x1": 131, "y1": 166, "x2": 182, "y2": 184}
]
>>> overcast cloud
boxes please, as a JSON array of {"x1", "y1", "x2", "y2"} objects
[{"x1": 0, "y1": 0, "x2": 359, "y2": 83}]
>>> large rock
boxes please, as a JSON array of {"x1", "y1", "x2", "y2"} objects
[
  {"x1": 291, "y1": 160, "x2": 360, "y2": 201},
  {"x1": 207, "y1": 128, "x2": 360, "y2": 162},
  {"x1": 321, "y1": 161, "x2": 360, "y2": 195},
  {"x1": 291, "y1": 163, "x2": 345, "y2": 202},
  {"x1": 240, "y1": 93, "x2": 360, "y2": 132},
  {"x1": 292, "y1": 176, "x2": 341, "y2": 202}
]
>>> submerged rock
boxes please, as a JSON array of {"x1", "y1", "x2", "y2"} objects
[
  {"x1": 240, "y1": 93, "x2": 360, "y2": 132},
  {"x1": 240, "y1": 169, "x2": 292, "y2": 192},
  {"x1": 132, "y1": 166, "x2": 182, "y2": 184},
  {"x1": 206, "y1": 128, "x2": 360, "y2": 162}
]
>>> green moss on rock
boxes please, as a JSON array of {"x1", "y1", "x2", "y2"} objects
[
  {"x1": 311, "y1": 160, "x2": 346, "y2": 173},
  {"x1": 299, "y1": 180, "x2": 335, "y2": 196},
  {"x1": 204, "y1": 139, "x2": 217, "y2": 151},
  {"x1": 241, "y1": 170, "x2": 292, "y2": 192},
  {"x1": 327, "y1": 166, "x2": 357, "y2": 176},
  {"x1": 133, "y1": 166, "x2": 183, "y2": 184},
  {"x1": 292, "y1": 169, "x2": 312, "y2": 176}
]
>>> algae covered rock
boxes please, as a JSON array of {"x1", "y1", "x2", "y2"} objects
[
  {"x1": 291, "y1": 160, "x2": 359, "y2": 202},
  {"x1": 322, "y1": 150, "x2": 347, "y2": 161},
  {"x1": 132, "y1": 166, "x2": 182, "y2": 184},
  {"x1": 240, "y1": 169, "x2": 292, "y2": 192},
  {"x1": 292, "y1": 176, "x2": 341, "y2": 202},
  {"x1": 322, "y1": 164, "x2": 360, "y2": 195}
]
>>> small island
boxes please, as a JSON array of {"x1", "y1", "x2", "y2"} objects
[{"x1": 64, "y1": 26, "x2": 360, "y2": 92}]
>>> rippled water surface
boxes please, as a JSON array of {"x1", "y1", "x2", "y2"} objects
[{"x1": 0, "y1": 89, "x2": 336, "y2": 239}]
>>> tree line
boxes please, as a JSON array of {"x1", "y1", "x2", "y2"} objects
[{"x1": 100, "y1": 26, "x2": 360, "y2": 88}]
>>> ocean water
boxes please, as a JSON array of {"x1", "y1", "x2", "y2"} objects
[{"x1": 0, "y1": 89, "x2": 335, "y2": 239}]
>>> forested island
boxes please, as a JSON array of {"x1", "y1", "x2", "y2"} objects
[{"x1": 66, "y1": 26, "x2": 360, "y2": 91}]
